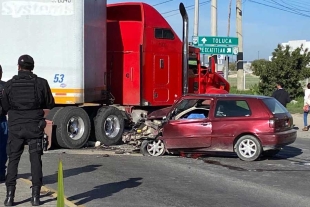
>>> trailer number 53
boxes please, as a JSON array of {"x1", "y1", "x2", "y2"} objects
[{"x1": 54, "y1": 74, "x2": 65, "y2": 83}]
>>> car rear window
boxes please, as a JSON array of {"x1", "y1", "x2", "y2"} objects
[{"x1": 262, "y1": 98, "x2": 289, "y2": 114}]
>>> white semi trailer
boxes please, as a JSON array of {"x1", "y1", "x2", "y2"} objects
[{"x1": 0, "y1": 0, "x2": 119, "y2": 149}]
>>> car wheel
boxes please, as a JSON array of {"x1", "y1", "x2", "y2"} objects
[
  {"x1": 262, "y1": 149, "x2": 281, "y2": 158},
  {"x1": 235, "y1": 135, "x2": 262, "y2": 161},
  {"x1": 140, "y1": 140, "x2": 166, "y2": 156}
]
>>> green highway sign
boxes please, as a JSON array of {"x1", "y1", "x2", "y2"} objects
[
  {"x1": 192, "y1": 36, "x2": 239, "y2": 46},
  {"x1": 199, "y1": 46, "x2": 239, "y2": 55}
]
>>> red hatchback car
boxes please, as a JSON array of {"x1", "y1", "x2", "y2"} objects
[{"x1": 135, "y1": 94, "x2": 297, "y2": 161}]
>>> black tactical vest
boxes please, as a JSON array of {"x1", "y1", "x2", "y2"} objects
[{"x1": 9, "y1": 75, "x2": 41, "y2": 110}]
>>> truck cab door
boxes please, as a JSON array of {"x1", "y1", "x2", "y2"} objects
[{"x1": 153, "y1": 55, "x2": 169, "y2": 103}]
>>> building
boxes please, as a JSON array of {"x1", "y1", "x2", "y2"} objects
[
  {"x1": 268, "y1": 40, "x2": 310, "y2": 61},
  {"x1": 281, "y1": 40, "x2": 310, "y2": 54}
]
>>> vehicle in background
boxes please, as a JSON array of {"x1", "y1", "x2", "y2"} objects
[
  {"x1": 124, "y1": 94, "x2": 297, "y2": 161},
  {"x1": 0, "y1": 1, "x2": 229, "y2": 149}
]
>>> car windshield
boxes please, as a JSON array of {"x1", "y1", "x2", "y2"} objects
[
  {"x1": 175, "y1": 99, "x2": 198, "y2": 113},
  {"x1": 262, "y1": 98, "x2": 289, "y2": 114}
]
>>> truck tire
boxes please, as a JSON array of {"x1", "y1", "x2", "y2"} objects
[
  {"x1": 53, "y1": 106, "x2": 91, "y2": 149},
  {"x1": 45, "y1": 107, "x2": 63, "y2": 121},
  {"x1": 45, "y1": 107, "x2": 63, "y2": 148},
  {"x1": 94, "y1": 106, "x2": 125, "y2": 146}
]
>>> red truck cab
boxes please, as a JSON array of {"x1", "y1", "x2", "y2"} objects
[{"x1": 107, "y1": 2, "x2": 183, "y2": 107}]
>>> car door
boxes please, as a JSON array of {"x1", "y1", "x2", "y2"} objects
[{"x1": 162, "y1": 117, "x2": 212, "y2": 149}]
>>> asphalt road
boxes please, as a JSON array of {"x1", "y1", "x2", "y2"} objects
[{"x1": 17, "y1": 137, "x2": 310, "y2": 207}]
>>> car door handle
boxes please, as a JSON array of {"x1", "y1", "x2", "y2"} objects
[{"x1": 201, "y1": 122, "x2": 211, "y2": 126}]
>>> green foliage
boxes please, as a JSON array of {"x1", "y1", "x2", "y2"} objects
[
  {"x1": 57, "y1": 159, "x2": 65, "y2": 207},
  {"x1": 249, "y1": 84, "x2": 259, "y2": 95},
  {"x1": 286, "y1": 96, "x2": 304, "y2": 114},
  {"x1": 251, "y1": 59, "x2": 270, "y2": 76},
  {"x1": 251, "y1": 44, "x2": 310, "y2": 98},
  {"x1": 229, "y1": 87, "x2": 254, "y2": 95},
  {"x1": 229, "y1": 62, "x2": 237, "y2": 71}
]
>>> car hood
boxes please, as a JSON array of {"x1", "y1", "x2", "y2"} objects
[{"x1": 147, "y1": 106, "x2": 172, "y2": 119}]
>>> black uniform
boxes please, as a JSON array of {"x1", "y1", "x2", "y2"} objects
[{"x1": 1, "y1": 67, "x2": 54, "y2": 189}]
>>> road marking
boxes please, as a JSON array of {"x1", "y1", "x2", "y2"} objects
[{"x1": 19, "y1": 178, "x2": 85, "y2": 207}]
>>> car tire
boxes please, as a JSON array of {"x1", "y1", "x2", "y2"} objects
[
  {"x1": 53, "y1": 106, "x2": 91, "y2": 149},
  {"x1": 94, "y1": 106, "x2": 125, "y2": 146},
  {"x1": 235, "y1": 135, "x2": 262, "y2": 161},
  {"x1": 262, "y1": 149, "x2": 281, "y2": 158},
  {"x1": 140, "y1": 139, "x2": 166, "y2": 156}
]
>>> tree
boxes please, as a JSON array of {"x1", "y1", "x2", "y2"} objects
[
  {"x1": 251, "y1": 59, "x2": 270, "y2": 75},
  {"x1": 251, "y1": 44, "x2": 310, "y2": 98},
  {"x1": 229, "y1": 62, "x2": 237, "y2": 71}
]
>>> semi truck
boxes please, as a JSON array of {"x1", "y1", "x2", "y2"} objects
[{"x1": 0, "y1": 0, "x2": 230, "y2": 149}]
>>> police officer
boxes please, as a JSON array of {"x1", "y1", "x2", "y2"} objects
[
  {"x1": 1, "y1": 55, "x2": 55, "y2": 206},
  {"x1": 0, "y1": 64, "x2": 8, "y2": 183}
]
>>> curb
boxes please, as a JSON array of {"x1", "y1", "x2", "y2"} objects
[
  {"x1": 19, "y1": 178, "x2": 85, "y2": 207},
  {"x1": 45, "y1": 149, "x2": 143, "y2": 156}
]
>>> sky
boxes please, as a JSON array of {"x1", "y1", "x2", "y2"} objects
[{"x1": 108, "y1": 0, "x2": 310, "y2": 61}]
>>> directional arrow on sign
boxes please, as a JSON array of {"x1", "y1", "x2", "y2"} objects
[
  {"x1": 227, "y1": 48, "x2": 232, "y2": 53},
  {"x1": 201, "y1": 38, "x2": 207, "y2": 44}
]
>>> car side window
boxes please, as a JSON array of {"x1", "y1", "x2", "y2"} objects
[
  {"x1": 179, "y1": 108, "x2": 209, "y2": 120},
  {"x1": 215, "y1": 100, "x2": 251, "y2": 117},
  {"x1": 171, "y1": 99, "x2": 211, "y2": 120}
]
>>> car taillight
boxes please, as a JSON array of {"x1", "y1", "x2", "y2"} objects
[
  {"x1": 269, "y1": 119, "x2": 275, "y2": 128},
  {"x1": 269, "y1": 118, "x2": 279, "y2": 128}
]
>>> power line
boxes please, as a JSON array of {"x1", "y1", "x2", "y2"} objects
[
  {"x1": 164, "y1": 1, "x2": 211, "y2": 18},
  {"x1": 267, "y1": 0, "x2": 310, "y2": 13},
  {"x1": 162, "y1": 0, "x2": 210, "y2": 15},
  {"x1": 153, "y1": 0, "x2": 174, "y2": 7},
  {"x1": 280, "y1": 0, "x2": 310, "y2": 11},
  {"x1": 248, "y1": 0, "x2": 310, "y2": 18}
]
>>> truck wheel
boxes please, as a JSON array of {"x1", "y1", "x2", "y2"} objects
[
  {"x1": 235, "y1": 135, "x2": 262, "y2": 161},
  {"x1": 53, "y1": 106, "x2": 91, "y2": 149},
  {"x1": 45, "y1": 107, "x2": 63, "y2": 121},
  {"x1": 140, "y1": 140, "x2": 166, "y2": 156},
  {"x1": 45, "y1": 107, "x2": 63, "y2": 148},
  {"x1": 94, "y1": 106, "x2": 125, "y2": 146}
]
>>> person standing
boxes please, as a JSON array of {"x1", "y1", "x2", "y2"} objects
[
  {"x1": 302, "y1": 83, "x2": 310, "y2": 131},
  {"x1": 271, "y1": 81, "x2": 291, "y2": 107},
  {"x1": 1, "y1": 55, "x2": 55, "y2": 206},
  {"x1": 0, "y1": 64, "x2": 8, "y2": 183}
]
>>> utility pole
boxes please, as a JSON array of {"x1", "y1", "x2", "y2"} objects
[
  {"x1": 194, "y1": 0, "x2": 203, "y2": 65},
  {"x1": 227, "y1": 0, "x2": 232, "y2": 36},
  {"x1": 258, "y1": 51, "x2": 260, "y2": 59},
  {"x1": 236, "y1": 0, "x2": 244, "y2": 90},
  {"x1": 211, "y1": 0, "x2": 217, "y2": 71},
  {"x1": 194, "y1": 0, "x2": 199, "y2": 36},
  {"x1": 224, "y1": 0, "x2": 232, "y2": 81}
]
